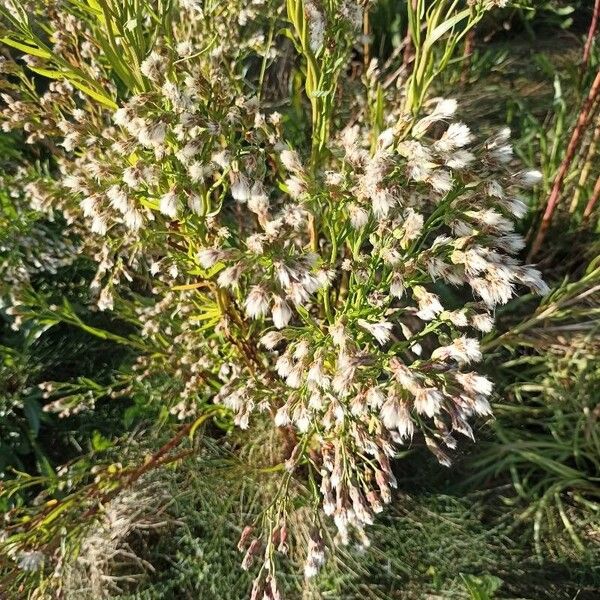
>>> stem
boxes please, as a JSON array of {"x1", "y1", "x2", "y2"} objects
[
  {"x1": 460, "y1": 28, "x2": 475, "y2": 86},
  {"x1": 363, "y1": 9, "x2": 370, "y2": 69},
  {"x1": 528, "y1": 69, "x2": 600, "y2": 260},
  {"x1": 569, "y1": 124, "x2": 600, "y2": 213},
  {"x1": 583, "y1": 174, "x2": 600, "y2": 221},
  {"x1": 583, "y1": 0, "x2": 600, "y2": 70}
]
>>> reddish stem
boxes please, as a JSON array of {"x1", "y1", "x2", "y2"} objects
[
  {"x1": 583, "y1": 174, "x2": 600, "y2": 220},
  {"x1": 528, "y1": 69, "x2": 600, "y2": 260},
  {"x1": 583, "y1": 0, "x2": 600, "y2": 69}
]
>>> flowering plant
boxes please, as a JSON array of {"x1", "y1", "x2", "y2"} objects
[{"x1": 0, "y1": 0, "x2": 547, "y2": 595}]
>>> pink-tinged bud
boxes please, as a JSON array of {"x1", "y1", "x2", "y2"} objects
[
  {"x1": 250, "y1": 576, "x2": 265, "y2": 600},
  {"x1": 237, "y1": 525, "x2": 254, "y2": 552},
  {"x1": 278, "y1": 524, "x2": 288, "y2": 554},
  {"x1": 241, "y1": 538, "x2": 261, "y2": 570}
]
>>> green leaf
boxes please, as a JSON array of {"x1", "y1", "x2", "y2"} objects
[
  {"x1": 69, "y1": 79, "x2": 118, "y2": 109},
  {"x1": 39, "y1": 499, "x2": 74, "y2": 527},
  {"x1": 424, "y1": 9, "x2": 471, "y2": 50},
  {"x1": 0, "y1": 37, "x2": 52, "y2": 59},
  {"x1": 91, "y1": 430, "x2": 113, "y2": 452},
  {"x1": 27, "y1": 66, "x2": 64, "y2": 79},
  {"x1": 460, "y1": 574, "x2": 503, "y2": 600},
  {"x1": 23, "y1": 398, "x2": 41, "y2": 437}
]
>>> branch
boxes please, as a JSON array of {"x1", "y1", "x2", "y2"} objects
[
  {"x1": 583, "y1": 0, "x2": 600, "y2": 70},
  {"x1": 528, "y1": 69, "x2": 600, "y2": 260}
]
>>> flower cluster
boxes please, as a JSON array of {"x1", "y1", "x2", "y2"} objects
[
  {"x1": 218, "y1": 99, "x2": 548, "y2": 559},
  {"x1": 0, "y1": 0, "x2": 547, "y2": 591}
]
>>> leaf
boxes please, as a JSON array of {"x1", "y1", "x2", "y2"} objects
[
  {"x1": 69, "y1": 78, "x2": 118, "y2": 109},
  {"x1": 424, "y1": 8, "x2": 471, "y2": 50},
  {"x1": 27, "y1": 66, "x2": 65, "y2": 79},
  {"x1": 460, "y1": 574, "x2": 503, "y2": 600},
  {"x1": 23, "y1": 398, "x2": 41, "y2": 437},
  {"x1": 0, "y1": 37, "x2": 52, "y2": 59},
  {"x1": 26, "y1": 64, "x2": 118, "y2": 109},
  {"x1": 39, "y1": 499, "x2": 74, "y2": 527},
  {"x1": 91, "y1": 430, "x2": 113, "y2": 452},
  {"x1": 188, "y1": 410, "x2": 220, "y2": 441}
]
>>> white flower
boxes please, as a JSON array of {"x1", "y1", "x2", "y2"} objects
[
  {"x1": 244, "y1": 285, "x2": 270, "y2": 318},
  {"x1": 446, "y1": 149, "x2": 475, "y2": 169},
  {"x1": 187, "y1": 193, "x2": 203, "y2": 214},
  {"x1": 414, "y1": 387, "x2": 443, "y2": 417},
  {"x1": 280, "y1": 148, "x2": 303, "y2": 173},
  {"x1": 471, "y1": 312, "x2": 494, "y2": 332},
  {"x1": 113, "y1": 106, "x2": 132, "y2": 127},
  {"x1": 490, "y1": 144, "x2": 513, "y2": 164},
  {"x1": 217, "y1": 264, "x2": 243, "y2": 289},
  {"x1": 248, "y1": 181, "x2": 269, "y2": 215},
  {"x1": 138, "y1": 121, "x2": 166, "y2": 147},
  {"x1": 90, "y1": 214, "x2": 109, "y2": 235},
  {"x1": 432, "y1": 98, "x2": 457, "y2": 118},
  {"x1": 516, "y1": 170, "x2": 542, "y2": 188},
  {"x1": 516, "y1": 266, "x2": 549, "y2": 295},
  {"x1": 140, "y1": 51, "x2": 163, "y2": 81},
  {"x1": 372, "y1": 189, "x2": 395, "y2": 219},
  {"x1": 348, "y1": 204, "x2": 369, "y2": 229},
  {"x1": 377, "y1": 128, "x2": 395, "y2": 150},
  {"x1": 401, "y1": 209, "x2": 424, "y2": 245},
  {"x1": 504, "y1": 196, "x2": 527, "y2": 218},
  {"x1": 211, "y1": 150, "x2": 231, "y2": 168},
  {"x1": 307, "y1": 358, "x2": 328, "y2": 389},
  {"x1": 456, "y1": 372, "x2": 493, "y2": 396},
  {"x1": 123, "y1": 166, "x2": 143, "y2": 188},
  {"x1": 472, "y1": 396, "x2": 493, "y2": 416},
  {"x1": 427, "y1": 169, "x2": 452, "y2": 194},
  {"x1": 276, "y1": 355, "x2": 293, "y2": 378},
  {"x1": 380, "y1": 396, "x2": 413, "y2": 439},
  {"x1": 413, "y1": 98, "x2": 457, "y2": 135},
  {"x1": 123, "y1": 208, "x2": 143, "y2": 231},
  {"x1": 272, "y1": 296, "x2": 292, "y2": 329},
  {"x1": 380, "y1": 396, "x2": 401, "y2": 430},
  {"x1": 366, "y1": 387, "x2": 385, "y2": 409},
  {"x1": 396, "y1": 405, "x2": 415, "y2": 441},
  {"x1": 330, "y1": 322, "x2": 347, "y2": 347},
  {"x1": 470, "y1": 271, "x2": 514, "y2": 306},
  {"x1": 286, "y1": 363, "x2": 304, "y2": 388},
  {"x1": 260, "y1": 331, "x2": 284, "y2": 349},
  {"x1": 285, "y1": 176, "x2": 306, "y2": 199},
  {"x1": 431, "y1": 336, "x2": 482, "y2": 364},
  {"x1": 106, "y1": 185, "x2": 129, "y2": 213},
  {"x1": 159, "y1": 190, "x2": 178, "y2": 218},
  {"x1": 358, "y1": 319, "x2": 393, "y2": 345},
  {"x1": 197, "y1": 248, "x2": 223, "y2": 269},
  {"x1": 435, "y1": 122, "x2": 472, "y2": 152},
  {"x1": 390, "y1": 273, "x2": 405, "y2": 298},
  {"x1": 413, "y1": 286, "x2": 443, "y2": 321},
  {"x1": 443, "y1": 309, "x2": 468, "y2": 327},
  {"x1": 230, "y1": 172, "x2": 251, "y2": 202},
  {"x1": 275, "y1": 405, "x2": 290, "y2": 426},
  {"x1": 97, "y1": 286, "x2": 114, "y2": 311}
]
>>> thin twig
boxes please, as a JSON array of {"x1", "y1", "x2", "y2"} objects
[
  {"x1": 363, "y1": 9, "x2": 370, "y2": 69},
  {"x1": 528, "y1": 69, "x2": 600, "y2": 260},
  {"x1": 569, "y1": 123, "x2": 600, "y2": 213},
  {"x1": 583, "y1": 174, "x2": 600, "y2": 220},
  {"x1": 583, "y1": 0, "x2": 600, "y2": 70},
  {"x1": 460, "y1": 29, "x2": 475, "y2": 86}
]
